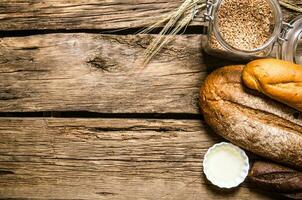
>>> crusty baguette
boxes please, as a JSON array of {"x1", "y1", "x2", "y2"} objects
[
  {"x1": 243, "y1": 58, "x2": 302, "y2": 112},
  {"x1": 249, "y1": 161, "x2": 302, "y2": 199},
  {"x1": 200, "y1": 65, "x2": 302, "y2": 169}
]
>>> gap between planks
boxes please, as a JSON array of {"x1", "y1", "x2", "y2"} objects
[
  {"x1": 0, "y1": 111, "x2": 203, "y2": 120},
  {"x1": 0, "y1": 26, "x2": 207, "y2": 38}
]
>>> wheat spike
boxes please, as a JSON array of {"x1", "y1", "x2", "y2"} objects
[{"x1": 139, "y1": 0, "x2": 206, "y2": 66}]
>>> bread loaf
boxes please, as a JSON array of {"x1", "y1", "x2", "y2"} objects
[
  {"x1": 200, "y1": 65, "x2": 302, "y2": 169},
  {"x1": 249, "y1": 161, "x2": 302, "y2": 199},
  {"x1": 243, "y1": 58, "x2": 302, "y2": 112}
]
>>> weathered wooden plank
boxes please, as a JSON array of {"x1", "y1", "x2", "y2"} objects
[
  {"x1": 0, "y1": 34, "x2": 229, "y2": 113},
  {"x1": 0, "y1": 118, "x2": 273, "y2": 200},
  {"x1": 0, "y1": 0, "x2": 200, "y2": 31},
  {"x1": 0, "y1": 0, "x2": 299, "y2": 31}
]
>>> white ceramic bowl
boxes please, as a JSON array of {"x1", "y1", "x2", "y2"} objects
[{"x1": 203, "y1": 142, "x2": 250, "y2": 188}]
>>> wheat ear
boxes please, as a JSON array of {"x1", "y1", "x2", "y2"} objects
[{"x1": 139, "y1": 0, "x2": 206, "y2": 66}]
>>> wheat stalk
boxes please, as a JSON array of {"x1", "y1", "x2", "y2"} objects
[
  {"x1": 280, "y1": 1, "x2": 302, "y2": 13},
  {"x1": 139, "y1": 0, "x2": 206, "y2": 66},
  {"x1": 139, "y1": 0, "x2": 301, "y2": 65}
]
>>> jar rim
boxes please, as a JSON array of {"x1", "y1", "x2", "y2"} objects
[
  {"x1": 212, "y1": 0, "x2": 283, "y2": 55},
  {"x1": 278, "y1": 16, "x2": 302, "y2": 65}
]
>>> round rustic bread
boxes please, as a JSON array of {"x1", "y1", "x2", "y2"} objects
[{"x1": 200, "y1": 65, "x2": 302, "y2": 169}]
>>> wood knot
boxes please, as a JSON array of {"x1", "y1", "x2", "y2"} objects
[{"x1": 87, "y1": 56, "x2": 117, "y2": 72}]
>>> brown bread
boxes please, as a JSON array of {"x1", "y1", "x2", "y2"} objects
[
  {"x1": 243, "y1": 58, "x2": 302, "y2": 112},
  {"x1": 200, "y1": 65, "x2": 302, "y2": 169},
  {"x1": 249, "y1": 161, "x2": 302, "y2": 199}
]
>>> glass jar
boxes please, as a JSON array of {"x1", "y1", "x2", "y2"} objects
[
  {"x1": 203, "y1": 0, "x2": 302, "y2": 65},
  {"x1": 277, "y1": 16, "x2": 302, "y2": 65}
]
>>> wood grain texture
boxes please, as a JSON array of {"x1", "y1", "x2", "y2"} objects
[
  {"x1": 0, "y1": 0, "x2": 299, "y2": 31},
  {"x1": 0, "y1": 118, "x2": 274, "y2": 200},
  {"x1": 0, "y1": 0, "x2": 202, "y2": 31},
  {"x1": 0, "y1": 34, "x2": 229, "y2": 114}
]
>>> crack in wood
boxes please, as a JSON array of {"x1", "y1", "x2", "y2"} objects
[
  {"x1": 95, "y1": 192, "x2": 117, "y2": 196},
  {"x1": 0, "y1": 170, "x2": 14, "y2": 175},
  {"x1": 88, "y1": 126, "x2": 187, "y2": 132},
  {"x1": 0, "y1": 69, "x2": 48, "y2": 74},
  {"x1": 14, "y1": 46, "x2": 40, "y2": 50}
]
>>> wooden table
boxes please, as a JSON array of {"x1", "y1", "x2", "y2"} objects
[{"x1": 0, "y1": 1, "x2": 300, "y2": 199}]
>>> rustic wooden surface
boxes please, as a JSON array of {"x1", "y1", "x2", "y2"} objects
[
  {"x1": 0, "y1": 0, "x2": 300, "y2": 199},
  {"x1": 0, "y1": 34, "x2": 230, "y2": 113},
  {"x1": 0, "y1": 0, "x2": 299, "y2": 31},
  {"x1": 0, "y1": 118, "x2": 273, "y2": 200},
  {"x1": 0, "y1": 34, "x2": 202, "y2": 113}
]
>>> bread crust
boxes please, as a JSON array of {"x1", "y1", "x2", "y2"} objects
[
  {"x1": 249, "y1": 161, "x2": 302, "y2": 199},
  {"x1": 249, "y1": 161, "x2": 302, "y2": 192},
  {"x1": 243, "y1": 58, "x2": 302, "y2": 112},
  {"x1": 200, "y1": 65, "x2": 302, "y2": 169}
]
